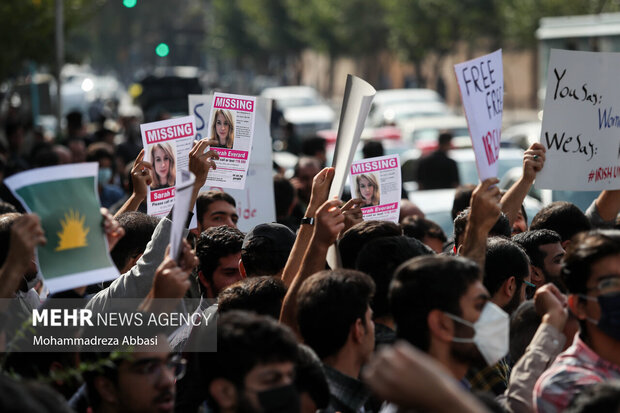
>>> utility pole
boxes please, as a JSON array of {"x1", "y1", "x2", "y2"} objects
[{"x1": 55, "y1": 0, "x2": 64, "y2": 139}]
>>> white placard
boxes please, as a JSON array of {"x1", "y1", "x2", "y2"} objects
[
  {"x1": 328, "y1": 75, "x2": 377, "y2": 199},
  {"x1": 203, "y1": 92, "x2": 257, "y2": 190},
  {"x1": 455, "y1": 49, "x2": 503, "y2": 181},
  {"x1": 170, "y1": 170, "x2": 195, "y2": 261},
  {"x1": 327, "y1": 75, "x2": 376, "y2": 269},
  {"x1": 536, "y1": 49, "x2": 620, "y2": 190},
  {"x1": 140, "y1": 116, "x2": 196, "y2": 217},
  {"x1": 189, "y1": 95, "x2": 275, "y2": 232},
  {"x1": 349, "y1": 154, "x2": 401, "y2": 223}
]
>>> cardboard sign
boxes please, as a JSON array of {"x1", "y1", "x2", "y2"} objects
[
  {"x1": 455, "y1": 49, "x2": 503, "y2": 181},
  {"x1": 5, "y1": 163, "x2": 119, "y2": 293},
  {"x1": 536, "y1": 49, "x2": 620, "y2": 190},
  {"x1": 349, "y1": 154, "x2": 401, "y2": 223},
  {"x1": 140, "y1": 116, "x2": 196, "y2": 217},
  {"x1": 189, "y1": 95, "x2": 275, "y2": 232}
]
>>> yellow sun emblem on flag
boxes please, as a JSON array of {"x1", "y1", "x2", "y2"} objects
[{"x1": 55, "y1": 209, "x2": 90, "y2": 251}]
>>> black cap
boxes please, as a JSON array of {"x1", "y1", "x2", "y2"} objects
[{"x1": 242, "y1": 223, "x2": 296, "y2": 253}]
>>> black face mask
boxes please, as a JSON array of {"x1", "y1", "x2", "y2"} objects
[
  {"x1": 256, "y1": 384, "x2": 300, "y2": 413},
  {"x1": 597, "y1": 292, "x2": 620, "y2": 341}
]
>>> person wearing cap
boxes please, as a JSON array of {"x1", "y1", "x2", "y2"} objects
[{"x1": 240, "y1": 222, "x2": 296, "y2": 278}]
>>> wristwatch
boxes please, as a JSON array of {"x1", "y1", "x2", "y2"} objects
[{"x1": 300, "y1": 217, "x2": 315, "y2": 226}]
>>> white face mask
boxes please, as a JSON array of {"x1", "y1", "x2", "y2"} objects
[{"x1": 447, "y1": 302, "x2": 509, "y2": 366}]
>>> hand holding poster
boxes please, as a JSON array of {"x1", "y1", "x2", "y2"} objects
[
  {"x1": 349, "y1": 154, "x2": 401, "y2": 223},
  {"x1": 189, "y1": 94, "x2": 275, "y2": 232},
  {"x1": 204, "y1": 92, "x2": 257, "y2": 190},
  {"x1": 4, "y1": 163, "x2": 119, "y2": 293},
  {"x1": 141, "y1": 115, "x2": 196, "y2": 217},
  {"x1": 455, "y1": 49, "x2": 503, "y2": 181},
  {"x1": 536, "y1": 49, "x2": 620, "y2": 190}
]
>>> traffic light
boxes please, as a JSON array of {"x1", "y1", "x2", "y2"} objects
[
  {"x1": 123, "y1": 0, "x2": 137, "y2": 8},
  {"x1": 155, "y1": 43, "x2": 170, "y2": 57}
]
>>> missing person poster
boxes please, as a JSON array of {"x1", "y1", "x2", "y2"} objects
[
  {"x1": 4, "y1": 163, "x2": 119, "y2": 293},
  {"x1": 189, "y1": 94, "x2": 275, "y2": 232},
  {"x1": 204, "y1": 92, "x2": 257, "y2": 190},
  {"x1": 140, "y1": 115, "x2": 196, "y2": 217},
  {"x1": 349, "y1": 154, "x2": 401, "y2": 223},
  {"x1": 454, "y1": 49, "x2": 503, "y2": 181},
  {"x1": 536, "y1": 49, "x2": 620, "y2": 190}
]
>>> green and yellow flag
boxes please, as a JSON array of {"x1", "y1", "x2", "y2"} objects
[{"x1": 5, "y1": 163, "x2": 119, "y2": 293}]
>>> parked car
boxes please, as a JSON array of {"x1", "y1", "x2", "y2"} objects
[
  {"x1": 500, "y1": 166, "x2": 599, "y2": 212},
  {"x1": 366, "y1": 101, "x2": 452, "y2": 128},
  {"x1": 367, "y1": 88, "x2": 447, "y2": 128},
  {"x1": 260, "y1": 86, "x2": 335, "y2": 138},
  {"x1": 501, "y1": 121, "x2": 542, "y2": 150},
  {"x1": 401, "y1": 147, "x2": 525, "y2": 185},
  {"x1": 408, "y1": 188, "x2": 543, "y2": 237}
]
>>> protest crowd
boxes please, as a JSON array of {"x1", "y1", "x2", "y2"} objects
[{"x1": 0, "y1": 64, "x2": 620, "y2": 413}]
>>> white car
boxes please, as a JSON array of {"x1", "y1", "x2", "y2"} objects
[
  {"x1": 260, "y1": 86, "x2": 335, "y2": 137},
  {"x1": 401, "y1": 147, "x2": 526, "y2": 185},
  {"x1": 367, "y1": 88, "x2": 448, "y2": 128},
  {"x1": 366, "y1": 101, "x2": 452, "y2": 128},
  {"x1": 399, "y1": 115, "x2": 470, "y2": 147},
  {"x1": 408, "y1": 188, "x2": 543, "y2": 237},
  {"x1": 501, "y1": 121, "x2": 542, "y2": 150}
]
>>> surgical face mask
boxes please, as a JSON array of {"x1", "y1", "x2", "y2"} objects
[
  {"x1": 447, "y1": 302, "x2": 509, "y2": 366},
  {"x1": 579, "y1": 292, "x2": 620, "y2": 341},
  {"x1": 255, "y1": 384, "x2": 300, "y2": 413},
  {"x1": 98, "y1": 167, "x2": 113, "y2": 185}
]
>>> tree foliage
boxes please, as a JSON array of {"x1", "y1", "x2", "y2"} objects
[{"x1": 0, "y1": 0, "x2": 102, "y2": 81}]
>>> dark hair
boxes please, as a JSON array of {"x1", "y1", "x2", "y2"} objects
[
  {"x1": 484, "y1": 237, "x2": 530, "y2": 297},
  {"x1": 562, "y1": 230, "x2": 620, "y2": 295},
  {"x1": 390, "y1": 255, "x2": 480, "y2": 351},
  {"x1": 293, "y1": 156, "x2": 321, "y2": 177},
  {"x1": 438, "y1": 131, "x2": 453, "y2": 146},
  {"x1": 301, "y1": 136, "x2": 326, "y2": 157},
  {"x1": 530, "y1": 201, "x2": 591, "y2": 242},
  {"x1": 338, "y1": 220, "x2": 402, "y2": 269},
  {"x1": 0, "y1": 201, "x2": 18, "y2": 215},
  {"x1": 296, "y1": 344, "x2": 329, "y2": 409},
  {"x1": 195, "y1": 190, "x2": 236, "y2": 225},
  {"x1": 401, "y1": 215, "x2": 447, "y2": 243},
  {"x1": 196, "y1": 226, "x2": 244, "y2": 287},
  {"x1": 240, "y1": 223, "x2": 295, "y2": 277},
  {"x1": 355, "y1": 236, "x2": 432, "y2": 318},
  {"x1": 297, "y1": 269, "x2": 375, "y2": 359},
  {"x1": 199, "y1": 311, "x2": 299, "y2": 408},
  {"x1": 566, "y1": 381, "x2": 620, "y2": 413},
  {"x1": 512, "y1": 229, "x2": 562, "y2": 269},
  {"x1": 0, "y1": 375, "x2": 73, "y2": 413},
  {"x1": 454, "y1": 208, "x2": 511, "y2": 247},
  {"x1": 85, "y1": 142, "x2": 114, "y2": 164},
  {"x1": 452, "y1": 184, "x2": 476, "y2": 220},
  {"x1": 218, "y1": 276, "x2": 287, "y2": 320},
  {"x1": 273, "y1": 175, "x2": 295, "y2": 219},
  {"x1": 110, "y1": 212, "x2": 159, "y2": 272},
  {"x1": 0, "y1": 212, "x2": 21, "y2": 267},
  {"x1": 362, "y1": 141, "x2": 384, "y2": 159},
  {"x1": 508, "y1": 300, "x2": 541, "y2": 363}
]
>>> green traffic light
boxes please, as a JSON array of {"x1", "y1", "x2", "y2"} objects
[
  {"x1": 155, "y1": 43, "x2": 170, "y2": 57},
  {"x1": 123, "y1": 0, "x2": 137, "y2": 8}
]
